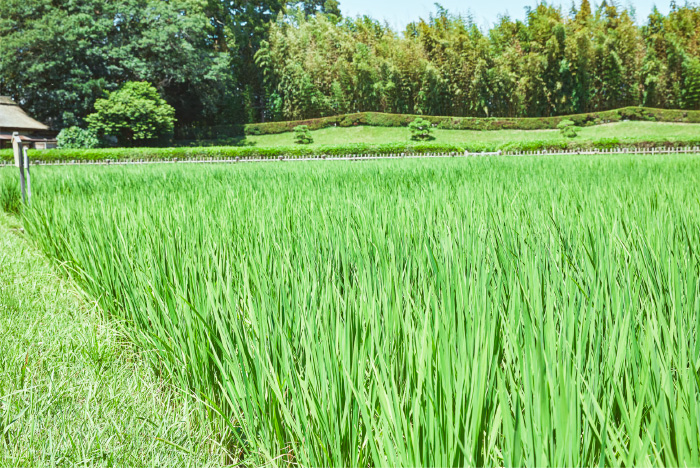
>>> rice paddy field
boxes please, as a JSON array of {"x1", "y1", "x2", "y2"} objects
[{"x1": 2, "y1": 153, "x2": 700, "y2": 466}]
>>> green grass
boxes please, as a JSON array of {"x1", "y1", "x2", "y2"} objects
[
  {"x1": 2, "y1": 121, "x2": 700, "y2": 164},
  {"x1": 241, "y1": 121, "x2": 700, "y2": 147},
  {"x1": 237, "y1": 106, "x2": 700, "y2": 137},
  {"x1": 2, "y1": 154, "x2": 700, "y2": 466},
  {"x1": 0, "y1": 212, "x2": 230, "y2": 466}
]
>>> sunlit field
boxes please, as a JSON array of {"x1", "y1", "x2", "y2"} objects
[
  {"x1": 242, "y1": 121, "x2": 700, "y2": 147},
  {"x1": 4, "y1": 154, "x2": 700, "y2": 466}
]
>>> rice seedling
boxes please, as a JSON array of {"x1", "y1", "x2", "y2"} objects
[{"x1": 4, "y1": 153, "x2": 700, "y2": 466}]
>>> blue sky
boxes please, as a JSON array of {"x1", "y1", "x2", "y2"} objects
[{"x1": 339, "y1": 0, "x2": 672, "y2": 30}]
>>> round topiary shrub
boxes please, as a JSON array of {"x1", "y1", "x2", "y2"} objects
[
  {"x1": 409, "y1": 117, "x2": 434, "y2": 141},
  {"x1": 294, "y1": 125, "x2": 313, "y2": 144},
  {"x1": 56, "y1": 126, "x2": 101, "y2": 149},
  {"x1": 557, "y1": 119, "x2": 579, "y2": 138},
  {"x1": 86, "y1": 81, "x2": 176, "y2": 146}
]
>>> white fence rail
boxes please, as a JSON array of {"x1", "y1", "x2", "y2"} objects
[{"x1": 2, "y1": 146, "x2": 700, "y2": 167}]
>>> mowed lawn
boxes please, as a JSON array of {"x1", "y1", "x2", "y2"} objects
[{"x1": 242, "y1": 121, "x2": 700, "y2": 147}]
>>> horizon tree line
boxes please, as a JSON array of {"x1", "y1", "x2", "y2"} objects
[{"x1": 1, "y1": 0, "x2": 699, "y2": 133}]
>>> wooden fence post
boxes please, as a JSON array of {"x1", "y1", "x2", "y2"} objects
[
  {"x1": 23, "y1": 146, "x2": 31, "y2": 205},
  {"x1": 11, "y1": 132, "x2": 27, "y2": 205}
]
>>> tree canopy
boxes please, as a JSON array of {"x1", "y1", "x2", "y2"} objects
[
  {"x1": 0, "y1": 0, "x2": 230, "y2": 129},
  {"x1": 2, "y1": 0, "x2": 700, "y2": 137}
]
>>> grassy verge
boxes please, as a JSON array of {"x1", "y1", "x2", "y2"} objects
[
  {"x1": 0, "y1": 212, "x2": 229, "y2": 467},
  {"x1": 3, "y1": 121, "x2": 700, "y2": 164}
]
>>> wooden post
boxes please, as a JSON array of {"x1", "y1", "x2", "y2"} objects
[
  {"x1": 11, "y1": 132, "x2": 26, "y2": 204},
  {"x1": 23, "y1": 146, "x2": 31, "y2": 205}
]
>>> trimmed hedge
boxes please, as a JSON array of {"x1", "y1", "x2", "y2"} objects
[
  {"x1": 3, "y1": 137, "x2": 700, "y2": 164},
  {"x1": 177, "y1": 107, "x2": 700, "y2": 139}
]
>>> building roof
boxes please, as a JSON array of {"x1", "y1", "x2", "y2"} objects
[{"x1": 0, "y1": 96, "x2": 49, "y2": 131}]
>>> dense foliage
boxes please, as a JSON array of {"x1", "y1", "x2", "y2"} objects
[
  {"x1": 293, "y1": 125, "x2": 313, "y2": 144},
  {"x1": 558, "y1": 119, "x2": 579, "y2": 138},
  {"x1": 408, "y1": 118, "x2": 434, "y2": 141},
  {"x1": 0, "y1": 0, "x2": 232, "y2": 129},
  {"x1": 259, "y1": 3, "x2": 700, "y2": 121},
  {"x1": 86, "y1": 82, "x2": 176, "y2": 145},
  {"x1": 2, "y1": 1, "x2": 700, "y2": 136},
  {"x1": 56, "y1": 126, "x2": 101, "y2": 149},
  {"x1": 5, "y1": 155, "x2": 700, "y2": 465}
]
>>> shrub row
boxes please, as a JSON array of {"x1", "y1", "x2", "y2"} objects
[
  {"x1": 177, "y1": 107, "x2": 700, "y2": 139},
  {"x1": 3, "y1": 137, "x2": 700, "y2": 164}
]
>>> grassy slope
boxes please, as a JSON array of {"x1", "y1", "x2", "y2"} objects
[
  {"x1": 1, "y1": 120, "x2": 699, "y2": 163},
  {"x1": 0, "y1": 213, "x2": 228, "y2": 467},
  {"x1": 242, "y1": 121, "x2": 700, "y2": 147}
]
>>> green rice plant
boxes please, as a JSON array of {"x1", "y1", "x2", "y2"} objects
[
  {"x1": 4, "y1": 154, "x2": 700, "y2": 466},
  {"x1": 0, "y1": 176, "x2": 20, "y2": 214},
  {"x1": 0, "y1": 211, "x2": 227, "y2": 466}
]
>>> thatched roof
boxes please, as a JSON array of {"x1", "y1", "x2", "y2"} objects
[{"x1": 0, "y1": 96, "x2": 49, "y2": 131}]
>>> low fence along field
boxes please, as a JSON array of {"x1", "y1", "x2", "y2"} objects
[{"x1": 1, "y1": 154, "x2": 699, "y2": 465}]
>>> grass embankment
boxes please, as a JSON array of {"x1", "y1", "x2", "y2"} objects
[
  {"x1": 243, "y1": 120, "x2": 700, "y2": 147},
  {"x1": 224, "y1": 106, "x2": 700, "y2": 137},
  {"x1": 3, "y1": 121, "x2": 700, "y2": 164},
  {"x1": 0, "y1": 212, "x2": 228, "y2": 466},
  {"x1": 6, "y1": 155, "x2": 700, "y2": 466}
]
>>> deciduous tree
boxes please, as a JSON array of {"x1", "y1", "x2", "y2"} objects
[{"x1": 86, "y1": 82, "x2": 176, "y2": 145}]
